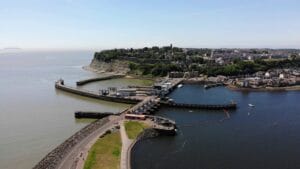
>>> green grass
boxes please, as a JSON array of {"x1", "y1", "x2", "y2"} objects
[
  {"x1": 83, "y1": 131, "x2": 122, "y2": 169},
  {"x1": 124, "y1": 121, "x2": 148, "y2": 139}
]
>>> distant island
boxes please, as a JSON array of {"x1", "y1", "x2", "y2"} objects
[
  {"x1": 87, "y1": 45, "x2": 300, "y2": 90},
  {"x1": 0, "y1": 47, "x2": 22, "y2": 53}
]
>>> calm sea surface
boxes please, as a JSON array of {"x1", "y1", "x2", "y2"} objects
[
  {"x1": 132, "y1": 85, "x2": 300, "y2": 169},
  {"x1": 0, "y1": 50, "x2": 151, "y2": 169}
]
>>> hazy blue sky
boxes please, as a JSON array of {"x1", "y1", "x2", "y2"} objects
[{"x1": 1, "y1": 0, "x2": 300, "y2": 50}]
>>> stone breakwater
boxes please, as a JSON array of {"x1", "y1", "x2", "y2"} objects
[{"x1": 33, "y1": 117, "x2": 109, "y2": 169}]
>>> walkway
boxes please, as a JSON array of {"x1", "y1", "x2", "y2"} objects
[{"x1": 120, "y1": 121, "x2": 133, "y2": 169}]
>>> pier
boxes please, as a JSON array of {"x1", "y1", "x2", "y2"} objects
[
  {"x1": 160, "y1": 101, "x2": 237, "y2": 110},
  {"x1": 76, "y1": 74, "x2": 125, "y2": 86},
  {"x1": 55, "y1": 79, "x2": 141, "y2": 104}
]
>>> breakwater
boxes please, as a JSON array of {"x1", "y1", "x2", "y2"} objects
[
  {"x1": 75, "y1": 111, "x2": 116, "y2": 119},
  {"x1": 55, "y1": 80, "x2": 141, "y2": 104},
  {"x1": 160, "y1": 101, "x2": 237, "y2": 110},
  {"x1": 33, "y1": 117, "x2": 109, "y2": 169},
  {"x1": 76, "y1": 75, "x2": 125, "y2": 86}
]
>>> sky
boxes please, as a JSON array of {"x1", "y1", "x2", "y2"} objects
[{"x1": 0, "y1": 0, "x2": 300, "y2": 50}]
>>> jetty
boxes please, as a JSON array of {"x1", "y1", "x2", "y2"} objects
[
  {"x1": 76, "y1": 74, "x2": 125, "y2": 86},
  {"x1": 55, "y1": 79, "x2": 141, "y2": 104},
  {"x1": 160, "y1": 101, "x2": 237, "y2": 110}
]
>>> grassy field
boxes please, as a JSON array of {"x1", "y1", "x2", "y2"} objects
[
  {"x1": 124, "y1": 121, "x2": 148, "y2": 139},
  {"x1": 83, "y1": 131, "x2": 122, "y2": 169}
]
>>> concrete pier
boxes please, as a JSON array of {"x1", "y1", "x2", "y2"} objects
[{"x1": 55, "y1": 79, "x2": 141, "y2": 104}]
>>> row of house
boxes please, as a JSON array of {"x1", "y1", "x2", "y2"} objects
[{"x1": 234, "y1": 69, "x2": 300, "y2": 88}]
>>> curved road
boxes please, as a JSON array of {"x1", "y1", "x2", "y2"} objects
[{"x1": 57, "y1": 115, "x2": 124, "y2": 169}]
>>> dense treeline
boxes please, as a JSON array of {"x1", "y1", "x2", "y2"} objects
[
  {"x1": 94, "y1": 46, "x2": 299, "y2": 77},
  {"x1": 94, "y1": 46, "x2": 210, "y2": 76},
  {"x1": 94, "y1": 46, "x2": 210, "y2": 62}
]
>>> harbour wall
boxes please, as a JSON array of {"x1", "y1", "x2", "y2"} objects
[
  {"x1": 55, "y1": 81, "x2": 141, "y2": 104},
  {"x1": 76, "y1": 75, "x2": 125, "y2": 86}
]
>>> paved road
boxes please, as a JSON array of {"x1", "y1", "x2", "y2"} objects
[
  {"x1": 57, "y1": 115, "x2": 123, "y2": 169},
  {"x1": 120, "y1": 121, "x2": 133, "y2": 169}
]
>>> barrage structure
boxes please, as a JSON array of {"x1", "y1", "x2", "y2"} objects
[{"x1": 55, "y1": 79, "x2": 141, "y2": 104}]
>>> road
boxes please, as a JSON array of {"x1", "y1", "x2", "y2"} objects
[{"x1": 57, "y1": 115, "x2": 123, "y2": 169}]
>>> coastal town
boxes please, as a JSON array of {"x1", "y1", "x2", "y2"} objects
[
  {"x1": 31, "y1": 45, "x2": 300, "y2": 169},
  {"x1": 91, "y1": 45, "x2": 300, "y2": 90},
  {"x1": 3, "y1": 1, "x2": 300, "y2": 169}
]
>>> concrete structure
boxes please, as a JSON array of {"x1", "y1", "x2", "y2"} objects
[
  {"x1": 55, "y1": 79, "x2": 141, "y2": 104},
  {"x1": 76, "y1": 75, "x2": 125, "y2": 86}
]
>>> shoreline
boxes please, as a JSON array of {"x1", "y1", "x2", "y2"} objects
[
  {"x1": 183, "y1": 79, "x2": 300, "y2": 92},
  {"x1": 226, "y1": 84, "x2": 300, "y2": 92}
]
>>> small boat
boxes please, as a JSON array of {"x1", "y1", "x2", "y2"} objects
[
  {"x1": 177, "y1": 84, "x2": 183, "y2": 88},
  {"x1": 248, "y1": 104, "x2": 255, "y2": 107}
]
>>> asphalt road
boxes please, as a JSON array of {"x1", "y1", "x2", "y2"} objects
[{"x1": 57, "y1": 115, "x2": 123, "y2": 169}]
